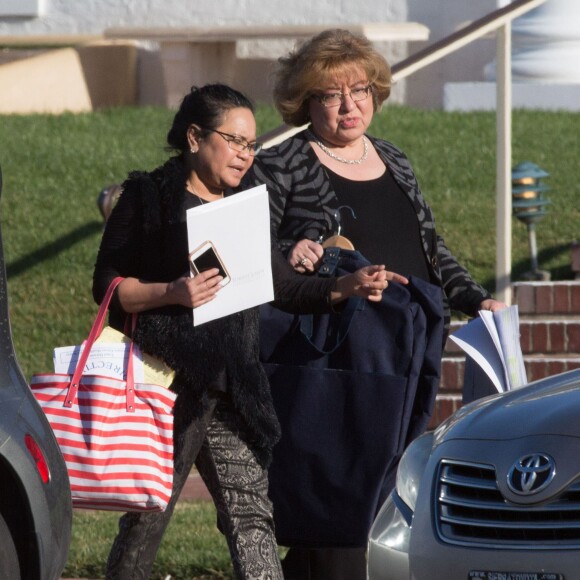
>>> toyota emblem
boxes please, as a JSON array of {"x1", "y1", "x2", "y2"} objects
[{"x1": 507, "y1": 453, "x2": 556, "y2": 495}]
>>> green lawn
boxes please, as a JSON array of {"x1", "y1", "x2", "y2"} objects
[
  {"x1": 1, "y1": 106, "x2": 578, "y2": 380},
  {"x1": 66, "y1": 502, "x2": 235, "y2": 579},
  {"x1": 1, "y1": 105, "x2": 579, "y2": 578}
]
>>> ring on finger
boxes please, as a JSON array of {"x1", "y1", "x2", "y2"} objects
[{"x1": 299, "y1": 257, "x2": 308, "y2": 266}]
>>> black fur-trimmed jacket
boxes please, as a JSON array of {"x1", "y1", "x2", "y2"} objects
[
  {"x1": 93, "y1": 156, "x2": 337, "y2": 467},
  {"x1": 244, "y1": 129, "x2": 492, "y2": 330}
]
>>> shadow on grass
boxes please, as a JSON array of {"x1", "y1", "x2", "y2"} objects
[
  {"x1": 480, "y1": 242, "x2": 574, "y2": 292},
  {"x1": 6, "y1": 221, "x2": 103, "y2": 279}
]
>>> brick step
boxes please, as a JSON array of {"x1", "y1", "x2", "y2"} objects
[
  {"x1": 430, "y1": 355, "x2": 580, "y2": 429},
  {"x1": 512, "y1": 281, "x2": 580, "y2": 315},
  {"x1": 429, "y1": 393, "x2": 463, "y2": 429},
  {"x1": 440, "y1": 355, "x2": 580, "y2": 392},
  {"x1": 429, "y1": 280, "x2": 580, "y2": 430},
  {"x1": 445, "y1": 318, "x2": 580, "y2": 356}
]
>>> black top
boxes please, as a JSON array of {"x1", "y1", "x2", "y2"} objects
[
  {"x1": 91, "y1": 157, "x2": 347, "y2": 467},
  {"x1": 327, "y1": 168, "x2": 431, "y2": 282},
  {"x1": 93, "y1": 183, "x2": 339, "y2": 328}
]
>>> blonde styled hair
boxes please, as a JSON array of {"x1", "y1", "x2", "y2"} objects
[{"x1": 273, "y1": 28, "x2": 392, "y2": 127}]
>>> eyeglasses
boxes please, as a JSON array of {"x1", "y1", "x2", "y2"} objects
[
  {"x1": 311, "y1": 84, "x2": 373, "y2": 108},
  {"x1": 202, "y1": 128, "x2": 262, "y2": 156}
]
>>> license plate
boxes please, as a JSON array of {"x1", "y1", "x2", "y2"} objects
[{"x1": 469, "y1": 573, "x2": 563, "y2": 580}]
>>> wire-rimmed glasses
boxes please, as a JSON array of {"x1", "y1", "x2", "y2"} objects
[
  {"x1": 202, "y1": 128, "x2": 262, "y2": 155},
  {"x1": 310, "y1": 84, "x2": 373, "y2": 108}
]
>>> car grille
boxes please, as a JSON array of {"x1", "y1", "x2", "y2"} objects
[{"x1": 435, "y1": 459, "x2": 580, "y2": 548}]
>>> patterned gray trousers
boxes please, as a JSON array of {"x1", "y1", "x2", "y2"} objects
[{"x1": 106, "y1": 392, "x2": 283, "y2": 580}]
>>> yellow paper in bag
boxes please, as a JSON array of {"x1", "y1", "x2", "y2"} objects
[{"x1": 96, "y1": 326, "x2": 175, "y2": 388}]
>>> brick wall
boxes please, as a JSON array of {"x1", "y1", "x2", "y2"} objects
[{"x1": 430, "y1": 281, "x2": 580, "y2": 429}]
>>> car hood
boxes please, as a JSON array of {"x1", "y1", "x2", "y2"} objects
[{"x1": 435, "y1": 368, "x2": 580, "y2": 443}]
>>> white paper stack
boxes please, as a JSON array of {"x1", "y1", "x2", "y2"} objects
[
  {"x1": 186, "y1": 184, "x2": 274, "y2": 326},
  {"x1": 449, "y1": 304, "x2": 528, "y2": 394}
]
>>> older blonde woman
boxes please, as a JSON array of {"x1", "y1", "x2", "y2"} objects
[{"x1": 245, "y1": 29, "x2": 506, "y2": 580}]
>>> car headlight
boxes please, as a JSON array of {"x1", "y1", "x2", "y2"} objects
[
  {"x1": 395, "y1": 432, "x2": 434, "y2": 515},
  {"x1": 368, "y1": 433, "x2": 434, "y2": 558}
]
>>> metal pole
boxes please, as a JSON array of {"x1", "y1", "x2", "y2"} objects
[
  {"x1": 527, "y1": 222, "x2": 539, "y2": 272},
  {"x1": 495, "y1": 22, "x2": 513, "y2": 305}
]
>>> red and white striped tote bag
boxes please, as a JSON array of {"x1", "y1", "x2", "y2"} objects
[{"x1": 31, "y1": 277, "x2": 177, "y2": 512}]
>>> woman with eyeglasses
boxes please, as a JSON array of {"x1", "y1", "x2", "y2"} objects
[
  {"x1": 244, "y1": 29, "x2": 506, "y2": 579},
  {"x1": 93, "y1": 83, "x2": 391, "y2": 580}
]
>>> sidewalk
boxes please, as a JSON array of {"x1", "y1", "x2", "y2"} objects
[{"x1": 179, "y1": 470, "x2": 212, "y2": 502}]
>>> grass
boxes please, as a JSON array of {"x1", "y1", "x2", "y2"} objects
[
  {"x1": 0, "y1": 104, "x2": 579, "y2": 577},
  {"x1": 2, "y1": 105, "x2": 578, "y2": 378},
  {"x1": 65, "y1": 502, "x2": 235, "y2": 579},
  {"x1": 369, "y1": 108, "x2": 580, "y2": 287},
  {"x1": 0, "y1": 105, "x2": 286, "y2": 377}
]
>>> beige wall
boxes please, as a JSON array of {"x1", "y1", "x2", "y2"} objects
[
  {"x1": 0, "y1": 0, "x2": 414, "y2": 112},
  {"x1": 0, "y1": 0, "x2": 507, "y2": 112},
  {"x1": 0, "y1": 41, "x2": 137, "y2": 114}
]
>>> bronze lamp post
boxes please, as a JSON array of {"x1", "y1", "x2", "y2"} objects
[{"x1": 512, "y1": 161, "x2": 552, "y2": 281}]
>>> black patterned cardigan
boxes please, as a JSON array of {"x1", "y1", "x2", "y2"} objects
[{"x1": 244, "y1": 129, "x2": 492, "y2": 332}]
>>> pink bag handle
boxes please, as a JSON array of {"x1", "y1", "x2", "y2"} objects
[{"x1": 64, "y1": 277, "x2": 136, "y2": 412}]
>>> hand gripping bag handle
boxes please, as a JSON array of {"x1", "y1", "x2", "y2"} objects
[
  {"x1": 64, "y1": 277, "x2": 136, "y2": 412},
  {"x1": 299, "y1": 247, "x2": 364, "y2": 354}
]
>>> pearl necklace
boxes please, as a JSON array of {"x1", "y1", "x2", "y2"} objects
[{"x1": 307, "y1": 129, "x2": 368, "y2": 165}]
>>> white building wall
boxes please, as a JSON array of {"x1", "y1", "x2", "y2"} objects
[
  {"x1": 1, "y1": 0, "x2": 420, "y2": 105},
  {"x1": 445, "y1": 0, "x2": 580, "y2": 111},
  {"x1": 406, "y1": 0, "x2": 499, "y2": 108},
  {"x1": 0, "y1": 0, "x2": 407, "y2": 34},
  {"x1": 0, "y1": 0, "x2": 513, "y2": 109}
]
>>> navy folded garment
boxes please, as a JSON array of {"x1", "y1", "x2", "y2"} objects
[{"x1": 260, "y1": 249, "x2": 444, "y2": 548}]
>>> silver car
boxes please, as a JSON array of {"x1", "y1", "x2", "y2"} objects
[
  {"x1": 368, "y1": 368, "x2": 580, "y2": 580},
  {"x1": 0, "y1": 166, "x2": 72, "y2": 579}
]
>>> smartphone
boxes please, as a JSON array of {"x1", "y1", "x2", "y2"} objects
[{"x1": 189, "y1": 241, "x2": 231, "y2": 286}]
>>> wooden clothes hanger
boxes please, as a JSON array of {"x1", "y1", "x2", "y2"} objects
[
  {"x1": 321, "y1": 205, "x2": 356, "y2": 250},
  {"x1": 322, "y1": 234, "x2": 355, "y2": 250}
]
